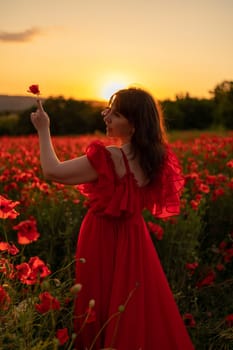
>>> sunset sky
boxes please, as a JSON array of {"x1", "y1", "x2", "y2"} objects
[{"x1": 1, "y1": 0, "x2": 233, "y2": 101}]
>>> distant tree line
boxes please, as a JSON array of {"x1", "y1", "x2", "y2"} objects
[
  {"x1": 162, "y1": 80, "x2": 233, "y2": 131},
  {"x1": 16, "y1": 98, "x2": 105, "y2": 135},
  {"x1": 0, "y1": 80, "x2": 232, "y2": 135}
]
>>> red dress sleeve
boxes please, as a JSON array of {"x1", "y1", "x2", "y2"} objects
[
  {"x1": 77, "y1": 141, "x2": 115, "y2": 211},
  {"x1": 144, "y1": 145, "x2": 185, "y2": 218},
  {"x1": 77, "y1": 141, "x2": 135, "y2": 217}
]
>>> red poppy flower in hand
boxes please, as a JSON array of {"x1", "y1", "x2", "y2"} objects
[{"x1": 27, "y1": 84, "x2": 40, "y2": 95}]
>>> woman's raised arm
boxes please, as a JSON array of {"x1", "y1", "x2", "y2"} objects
[{"x1": 31, "y1": 100, "x2": 98, "y2": 185}]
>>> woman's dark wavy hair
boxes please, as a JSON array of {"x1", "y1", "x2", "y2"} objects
[{"x1": 109, "y1": 87, "x2": 167, "y2": 183}]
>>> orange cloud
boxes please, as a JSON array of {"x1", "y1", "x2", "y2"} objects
[{"x1": 0, "y1": 27, "x2": 42, "y2": 43}]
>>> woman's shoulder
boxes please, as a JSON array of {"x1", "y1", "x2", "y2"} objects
[
  {"x1": 105, "y1": 145, "x2": 126, "y2": 178},
  {"x1": 87, "y1": 142, "x2": 121, "y2": 161},
  {"x1": 106, "y1": 145, "x2": 121, "y2": 157},
  {"x1": 87, "y1": 141, "x2": 118, "y2": 152},
  {"x1": 86, "y1": 142, "x2": 122, "y2": 168}
]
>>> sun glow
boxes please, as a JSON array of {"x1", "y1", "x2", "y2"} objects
[{"x1": 100, "y1": 79, "x2": 130, "y2": 101}]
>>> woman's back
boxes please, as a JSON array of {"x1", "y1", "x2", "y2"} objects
[{"x1": 107, "y1": 145, "x2": 149, "y2": 188}]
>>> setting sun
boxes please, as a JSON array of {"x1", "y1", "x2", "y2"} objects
[
  {"x1": 1, "y1": 1, "x2": 232, "y2": 101},
  {"x1": 100, "y1": 80, "x2": 130, "y2": 101}
]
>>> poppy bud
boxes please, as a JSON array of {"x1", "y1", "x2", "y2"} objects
[
  {"x1": 89, "y1": 299, "x2": 95, "y2": 308},
  {"x1": 70, "y1": 283, "x2": 82, "y2": 295}
]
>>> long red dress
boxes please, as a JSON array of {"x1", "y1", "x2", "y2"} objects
[{"x1": 74, "y1": 141, "x2": 194, "y2": 350}]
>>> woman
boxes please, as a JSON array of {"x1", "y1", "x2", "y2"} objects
[{"x1": 31, "y1": 88, "x2": 194, "y2": 350}]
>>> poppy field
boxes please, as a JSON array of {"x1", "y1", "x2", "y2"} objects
[{"x1": 0, "y1": 132, "x2": 233, "y2": 349}]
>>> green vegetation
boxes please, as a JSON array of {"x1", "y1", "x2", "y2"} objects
[
  {"x1": 0, "y1": 114, "x2": 19, "y2": 135},
  {"x1": 0, "y1": 80, "x2": 232, "y2": 136}
]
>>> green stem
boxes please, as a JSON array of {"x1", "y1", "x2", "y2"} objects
[
  {"x1": 110, "y1": 284, "x2": 139, "y2": 348},
  {"x1": 53, "y1": 339, "x2": 58, "y2": 350},
  {"x1": 89, "y1": 311, "x2": 120, "y2": 350},
  {"x1": 1, "y1": 220, "x2": 8, "y2": 242},
  {"x1": 74, "y1": 309, "x2": 95, "y2": 339},
  {"x1": 66, "y1": 335, "x2": 76, "y2": 350},
  {"x1": 49, "y1": 259, "x2": 75, "y2": 279},
  {"x1": 89, "y1": 284, "x2": 139, "y2": 350}
]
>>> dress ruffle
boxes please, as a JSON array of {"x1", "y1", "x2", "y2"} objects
[
  {"x1": 77, "y1": 141, "x2": 184, "y2": 218},
  {"x1": 77, "y1": 141, "x2": 137, "y2": 217},
  {"x1": 144, "y1": 145, "x2": 185, "y2": 218}
]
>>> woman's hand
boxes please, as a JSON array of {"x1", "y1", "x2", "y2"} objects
[{"x1": 30, "y1": 100, "x2": 50, "y2": 132}]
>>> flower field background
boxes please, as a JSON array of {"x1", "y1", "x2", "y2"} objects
[{"x1": 0, "y1": 131, "x2": 233, "y2": 349}]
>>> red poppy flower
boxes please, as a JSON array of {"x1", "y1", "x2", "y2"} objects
[
  {"x1": 219, "y1": 241, "x2": 227, "y2": 251},
  {"x1": 16, "y1": 262, "x2": 31, "y2": 284},
  {"x1": 196, "y1": 270, "x2": 216, "y2": 288},
  {"x1": 205, "y1": 175, "x2": 217, "y2": 185},
  {"x1": 190, "y1": 199, "x2": 199, "y2": 210},
  {"x1": 185, "y1": 262, "x2": 199, "y2": 275},
  {"x1": 35, "y1": 291, "x2": 60, "y2": 314},
  {"x1": 228, "y1": 178, "x2": 233, "y2": 190},
  {"x1": 0, "y1": 242, "x2": 19, "y2": 255},
  {"x1": 226, "y1": 160, "x2": 233, "y2": 168},
  {"x1": 216, "y1": 263, "x2": 225, "y2": 271},
  {"x1": 198, "y1": 183, "x2": 210, "y2": 194},
  {"x1": 183, "y1": 313, "x2": 196, "y2": 327},
  {"x1": 13, "y1": 217, "x2": 40, "y2": 245},
  {"x1": 0, "y1": 195, "x2": 20, "y2": 219},
  {"x1": 225, "y1": 314, "x2": 233, "y2": 327},
  {"x1": 28, "y1": 256, "x2": 51, "y2": 278},
  {"x1": 56, "y1": 328, "x2": 69, "y2": 345},
  {"x1": 16, "y1": 257, "x2": 51, "y2": 285},
  {"x1": 212, "y1": 187, "x2": 225, "y2": 201},
  {"x1": 217, "y1": 174, "x2": 227, "y2": 182},
  {"x1": 147, "y1": 222, "x2": 164, "y2": 240},
  {"x1": 27, "y1": 84, "x2": 40, "y2": 95},
  {"x1": 223, "y1": 248, "x2": 233, "y2": 263},
  {"x1": 185, "y1": 172, "x2": 199, "y2": 181}
]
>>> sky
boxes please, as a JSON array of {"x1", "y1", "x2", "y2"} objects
[{"x1": 0, "y1": 0, "x2": 233, "y2": 101}]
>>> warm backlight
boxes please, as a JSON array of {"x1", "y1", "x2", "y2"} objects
[{"x1": 100, "y1": 80, "x2": 129, "y2": 101}]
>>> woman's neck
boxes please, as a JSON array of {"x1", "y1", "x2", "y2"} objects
[{"x1": 121, "y1": 142, "x2": 132, "y2": 155}]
